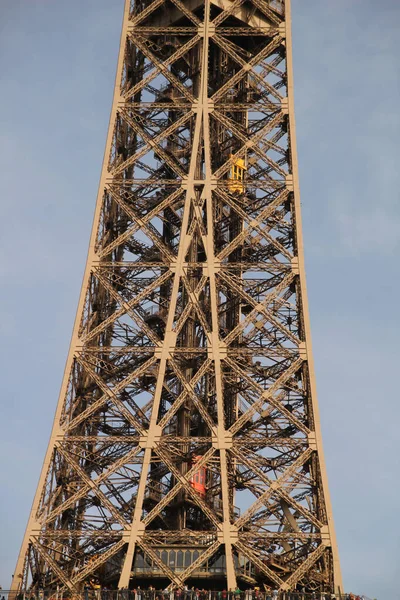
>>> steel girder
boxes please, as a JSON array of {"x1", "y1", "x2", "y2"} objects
[{"x1": 11, "y1": 0, "x2": 342, "y2": 595}]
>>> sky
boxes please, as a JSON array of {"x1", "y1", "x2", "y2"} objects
[{"x1": 0, "y1": 0, "x2": 399, "y2": 597}]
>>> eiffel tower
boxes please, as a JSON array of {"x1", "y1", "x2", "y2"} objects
[{"x1": 11, "y1": 0, "x2": 343, "y2": 594}]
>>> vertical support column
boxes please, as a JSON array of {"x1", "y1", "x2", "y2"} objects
[
  {"x1": 201, "y1": 0, "x2": 237, "y2": 589},
  {"x1": 284, "y1": 0, "x2": 343, "y2": 592}
]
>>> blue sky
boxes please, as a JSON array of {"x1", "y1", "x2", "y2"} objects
[{"x1": 0, "y1": 1, "x2": 399, "y2": 597}]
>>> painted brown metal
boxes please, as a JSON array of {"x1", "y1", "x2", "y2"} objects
[{"x1": 11, "y1": 0, "x2": 342, "y2": 594}]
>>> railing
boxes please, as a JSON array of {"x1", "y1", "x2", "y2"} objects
[{"x1": 0, "y1": 591, "x2": 371, "y2": 600}]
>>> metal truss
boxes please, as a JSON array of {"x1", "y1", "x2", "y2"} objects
[{"x1": 11, "y1": 0, "x2": 342, "y2": 595}]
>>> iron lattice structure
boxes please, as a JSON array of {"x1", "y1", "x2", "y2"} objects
[{"x1": 12, "y1": 0, "x2": 342, "y2": 594}]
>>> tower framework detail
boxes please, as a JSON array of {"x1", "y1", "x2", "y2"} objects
[{"x1": 12, "y1": 0, "x2": 342, "y2": 593}]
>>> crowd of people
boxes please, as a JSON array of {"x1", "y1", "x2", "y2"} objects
[
  {"x1": 79, "y1": 587, "x2": 372, "y2": 600},
  {"x1": 0, "y1": 588, "x2": 374, "y2": 600}
]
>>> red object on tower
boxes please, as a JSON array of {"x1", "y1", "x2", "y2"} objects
[{"x1": 190, "y1": 456, "x2": 206, "y2": 496}]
